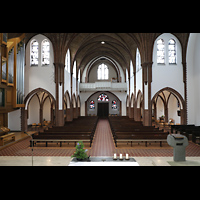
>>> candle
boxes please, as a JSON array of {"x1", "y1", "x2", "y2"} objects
[
  {"x1": 126, "y1": 154, "x2": 129, "y2": 160},
  {"x1": 114, "y1": 153, "x2": 117, "y2": 159},
  {"x1": 120, "y1": 154, "x2": 122, "y2": 159}
]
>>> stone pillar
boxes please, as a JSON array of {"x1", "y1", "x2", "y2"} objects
[
  {"x1": 182, "y1": 62, "x2": 187, "y2": 125},
  {"x1": 54, "y1": 62, "x2": 65, "y2": 126}
]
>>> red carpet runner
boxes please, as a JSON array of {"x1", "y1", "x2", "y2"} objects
[{"x1": 89, "y1": 119, "x2": 115, "y2": 156}]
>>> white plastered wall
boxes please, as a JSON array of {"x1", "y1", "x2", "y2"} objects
[
  {"x1": 25, "y1": 34, "x2": 55, "y2": 125},
  {"x1": 187, "y1": 33, "x2": 200, "y2": 125},
  {"x1": 25, "y1": 34, "x2": 55, "y2": 98},
  {"x1": 152, "y1": 33, "x2": 184, "y2": 99},
  {"x1": 80, "y1": 91, "x2": 126, "y2": 116}
]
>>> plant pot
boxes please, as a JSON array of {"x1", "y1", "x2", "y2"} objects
[{"x1": 76, "y1": 158, "x2": 83, "y2": 161}]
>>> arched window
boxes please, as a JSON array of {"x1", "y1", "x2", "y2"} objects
[
  {"x1": 168, "y1": 39, "x2": 176, "y2": 64},
  {"x1": 90, "y1": 100, "x2": 95, "y2": 109},
  {"x1": 130, "y1": 60, "x2": 133, "y2": 77},
  {"x1": 157, "y1": 39, "x2": 165, "y2": 64},
  {"x1": 73, "y1": 60, "x2": 76, "y2": 78},
  {"x1": 136, "y1": 48, "x2": 141, "y2": 71},
  {"x1": 65, "y1": 49, "x2": 70, "y2": 73},
  {"x1": 78, "y1": 69, "x2": 80, "y2": 82},
  {"x1": 98, "y1": 93, "x2": 109, "y2": 101},
  {"x1": 112, "y1": 100, "x2": 117, "y2": 109},
  {"x1": 97, "y1": 63, "x2": 109, "y2": 80},
  {"x1": 42, "y1": 39, "x2": 50, "y2": 65},
  {"x1": 30, "y1": 40, "x2": 39, "y2": 66}
]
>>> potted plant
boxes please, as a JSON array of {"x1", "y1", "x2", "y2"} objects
[{"x1": 71, "y1": 141, "x2": 89, "y2": 161}]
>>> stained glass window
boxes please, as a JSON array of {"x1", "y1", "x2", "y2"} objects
[
  {"x1": 157, "y1": 39, "x2": 165, "y2": 64},
  {"x1": 90, "y1": 100, "x2": 95, "y2": 109},
  {"x1": 112, "y1": 100, "x2": 117, "y2": 109},
  {"x1": 42, "y1": 39, "x2": 50, "y2": 65},
  {"x1": 97, "y1": 63, "x2": 109, "y2": 80},
  {"x1": 98, "y1": 93, "x2": 109, "y2": 101},
  {"x1": 31, "y1": 40, "x2": 39, "y2": 66},
  {"x1": 168, "y1": 39, "x2": 176, "y2": 64}
]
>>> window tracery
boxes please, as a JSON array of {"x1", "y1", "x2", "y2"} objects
[
  {"x1": 98, "y1": 93, "x2": 109, "y2": 101},
  {"x1": 42, "y1": 39, "x2": 50, "y2": 65},
  {"x1": 97, "y1": 63, "x2": 109, "y2": 80},
  {"x1": 157, "y1": 39, "x2": 165, "y2": 64},
  {"x1": 168, "y1": 39, "x2": 176, "y2": 64},
  {"x1": 30, "y1": 40, "x2": 39, "y2": 66}
]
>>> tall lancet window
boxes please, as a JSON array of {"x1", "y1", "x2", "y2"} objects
[
  {"x1": 42, "y1": 39, "x2": 50, "y2": 65},
  {"x1": 157, "y1": 39, "x2": 165, "y2": 64},
  {"x1": 97, "y1": 63, "x2": 109, "y2": 80},
  {"x1": 168, "y1": 39, "x2": 176, "y2": 64},
  {"x1": 136, "y1": 48, "x2": 141, "y2": 71},
  {"x1": 30, "y1": 40, "x2": 39, "y2": 66}
]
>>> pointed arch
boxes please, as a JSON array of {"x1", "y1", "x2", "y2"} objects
[
  {"x1": 152, "y1": 87, "x2": 184, "y2": 110},
  {"x1": 64, "y1": 90, "x2": 71, "y2": 109},
  {"x1": 77, "y1": 95, "x2": 81, "y2": 108},
  {"x1": 151, "y1": 87, "x2": 186, "y2": 124},
  {"x1": 130, "y1": 92, "x2": 136, "y2": 108},
  {"x1": 136, "y1": 90, "x2": 143, "y2": 108},
  {"x1": 24, "y1": 87, "x2": 55, "y2": 110},
  {"x1": 22, "y1": 87, "x2": 56, "y2": 131},
  {"x1": 72, "y1": 93, "x2": 77, "y2": 108}
]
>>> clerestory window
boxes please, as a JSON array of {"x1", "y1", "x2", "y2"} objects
[
  {"x1": 42, "y1": 39, "x2": 50, "y2": 65},
  {"x1": 157, "y1": 39, "x2": 165, "y2": 64},
  {"x1": 97, "y1": 63, "x2": 109, "y2": 80},
  {"x1": 30, "y1": 40, "x2": 39, "y2": 66},
  {"x1": 168, "y1": 39, "x2": 176, "y2": 64}
]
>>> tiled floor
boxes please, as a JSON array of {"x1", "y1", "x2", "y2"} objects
[
  {"x1": 1, "y1": 119, "x2": 200, "y2": 166},
  {"x1": 0, "y1": 156, "x2": 200, "y2": 166}
]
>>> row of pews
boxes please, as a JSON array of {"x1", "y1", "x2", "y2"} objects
[
  {"x1": 171, "y1": 124, "x2": 200, "y2": 143},
  {"x1": 108, "y1": 116, "x2": 169, "y2": 147},
  {"x1": 31, "y1": 116, "x2": 98, "y2": 147}
]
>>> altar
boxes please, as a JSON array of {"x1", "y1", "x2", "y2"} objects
[{"x1": 68, "y1": 157, "x2": 140, "y2": 166}]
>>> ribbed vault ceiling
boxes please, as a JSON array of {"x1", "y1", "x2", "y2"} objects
[{"x1": 8, "y1": 33, "x2": 190, "y2": 74}]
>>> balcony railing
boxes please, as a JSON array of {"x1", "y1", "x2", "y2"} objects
[{"x1": 80, "y1": 82, "x2": 127, "y2": 92}]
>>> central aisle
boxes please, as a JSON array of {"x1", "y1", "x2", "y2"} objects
[{"x1": 89, "y1": 119, "x2": 115, "y2": 156}]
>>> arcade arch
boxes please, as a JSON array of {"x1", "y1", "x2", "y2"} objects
[{"x1": 151, "y1": 87, "x2": 186, "y2": 125}]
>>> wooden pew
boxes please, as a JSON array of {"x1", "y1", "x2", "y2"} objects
[
  {"x1": 31, "y1": 134, "x2": 92, "y2": 147},
  {"x1": 113, "y1": 131, "x2": 168, "y2": 147},
  {"x1": 30, "y1": 116, "x2": 98, "y2": 147},
  {"x1": 171, "y1": 124, "x2": 195, "y2": 133},
  {"x1": 0, "y1": 133, "x2": 15, "y2": 146},
  {"x1": 108, "y1": 116, "x2": 168, "y2": 147}
]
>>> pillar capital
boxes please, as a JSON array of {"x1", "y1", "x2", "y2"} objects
[{"x1": 141, "y1": 62, "x2": 153, "y2": 68}]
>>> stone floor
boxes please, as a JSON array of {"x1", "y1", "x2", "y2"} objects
[{"x1": 0, "y1": 156, "x2": 200, "y2": 166}]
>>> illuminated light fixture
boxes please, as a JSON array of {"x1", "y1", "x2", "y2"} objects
[{"x1": 101, "y1": 41, "x2": 105, "y2": 44}]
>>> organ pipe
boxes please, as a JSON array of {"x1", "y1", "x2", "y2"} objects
[{"x1": 16, "y1": 40, "x2": 25, "y2": 105}]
